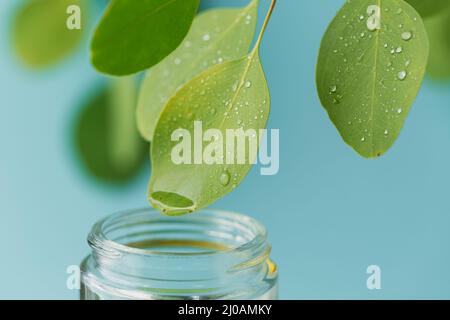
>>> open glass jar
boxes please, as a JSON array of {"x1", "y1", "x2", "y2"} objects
[{"x1": 80, "y1": 209, "x2": 278, "y2": 300}]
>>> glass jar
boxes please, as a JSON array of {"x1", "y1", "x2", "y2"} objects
[{"x1": 80, "y1": 209, "x2": 278, "y2": 300}]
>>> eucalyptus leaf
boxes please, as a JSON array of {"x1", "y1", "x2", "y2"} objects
[
  {"x1": 12, "y1": 0, "x2": 86, "y2": 68},
  {"x1": 137, "y1": 0, "x2": 259, "y2": 142},
  {"x1": 74, "y1": 78, "x2": 148, "y2": 184},
  {"x1": 317, "y1": 0, "x2": 429, "y2": 158},
  {"x1": 405, "y1": 0, "x2": 450, "y2": 18},
  {"x1": 424, "y1": 9, "x2": 450, "y2": 79},
  {"x1": 91, "y1": 0, "x2": 200, "y2": 76},
  {"x1": 147, "y1": 1, "x2": 277, "y2": 215}
]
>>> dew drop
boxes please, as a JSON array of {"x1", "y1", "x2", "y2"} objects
[
  {"x1": 219, "y1": 171, "x2": 231, "y2": 186},
  {"x1": 244, "y1": 81, "x2": 252, "y2": 88},
  {"x1": 401, "y1": 31, "x2": 412, "y2": 41},
  {"x1": 329, "y1": 85, "x2": 337, "y2": 93},
  {"x1": 202, "y1": 34, "x2": 211, "y2": 41},
  {"x1": 397, "y1": 71, "x2": 407, "y2": 81},
  {"x1": 397, "y1": 108, "x2": 403, "y2": 114}
]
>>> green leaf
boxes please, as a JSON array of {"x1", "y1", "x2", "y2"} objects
[
  {"x1": 12, "y1": 0, "x2": 86, "y2": 68},
  {"x1": 424, "y1": 9, "x2": 450, "y2": 79},
  {"x1": 405, "y1": 0, "x2": 450, "y2": 18},
  {"x1": 91, "y1": 0, "x2": 200, "y2": 76},
  {"x1": 316, "y1": 0, "x2": 429, "y2": 158},
  {"x1": 74, "y1": 77, "x2": 148, "y2": 184},
  {"x1": 137, "y1": 1, "x2": 259, "y2": 142},
  {"x1": 148, "y1": 2, "x2": 276, "y2": 215}
]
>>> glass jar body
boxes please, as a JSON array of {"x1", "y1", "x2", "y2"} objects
[{"x1": 80, "y1": 209, "x2": 278, "y2": 300}]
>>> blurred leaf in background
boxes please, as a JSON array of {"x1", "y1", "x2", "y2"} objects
[
  {"x1": 424, "y1": 8, "x2": 450, "y2": 80},
  {"x1": 406, "y1": 0, "x2": 450, "y2": 18},
  {"x1": 12, "y1": 0, "x2": 88, "y2": 68},
  {"x1": 73, "y1": 77, "x2": 148, "y2": 184}
]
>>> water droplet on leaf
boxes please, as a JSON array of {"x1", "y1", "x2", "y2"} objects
[
  {"x1": 397, "y1": 71, "x2": 407, "y2": 80},
  {"x1": 401, "y1": 31, "x2": 412, "y2": 41},
  {"x1": 219, "y1": 171, "x2": 231, "y2": 186}
]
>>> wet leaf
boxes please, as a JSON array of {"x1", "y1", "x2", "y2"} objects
[
  {"x1": 74, "y1": 77, "x2": 148, "y2": 184},
  {"x1": 317, "y1": 0, "x2": 429, "y2": 158},
  {"x1": 405, "y1": 0, "x2": 450, "y2": 18},
  {"x1": 424, "y1": 9, "x2": 450, "y2": 79},
  {"x1": 12, "y1": 0, "x2": 87, "y2": 68},
  {"x1": 91, "y1": 0, "x2": 200, "y2": 76},
  {"x1": 137, "y1": 0, "x2": 259, "y2": 142},
  {"x1": 148, "y1": 2, "x2": 276, "y2": 215}
]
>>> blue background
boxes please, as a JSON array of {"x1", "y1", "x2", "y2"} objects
[{"x1": 1, "y1": 0, "x2": 450, "y2": 299}]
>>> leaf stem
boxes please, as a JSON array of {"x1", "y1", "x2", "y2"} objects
[{"x1": 255, "y1": 0, "x2": 277, "y2": 49}]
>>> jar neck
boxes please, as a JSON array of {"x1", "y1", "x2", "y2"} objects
[{"x1": 87, "y1": 209, "x2": 272, "y2": 298}]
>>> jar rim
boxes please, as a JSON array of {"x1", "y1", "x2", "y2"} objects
[{"x1": 89, "y1": 208, "x2": 268, "y2": 259}]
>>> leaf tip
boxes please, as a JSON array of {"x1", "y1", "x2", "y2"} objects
[
  {"x1": 351, "y1": 143, "x2": 388, "y2": 159},
  {"x1": 148, "y1": 191, "x2": 197, "y2": 216}
]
